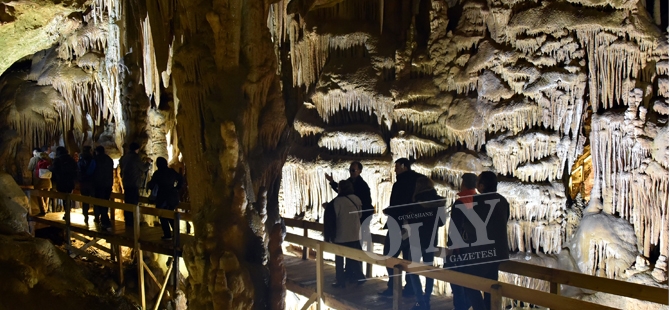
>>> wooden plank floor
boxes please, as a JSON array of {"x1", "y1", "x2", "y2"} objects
[
  {"x1": 30, "y1": 211, "x2": 193, "y2": 256},
  {"x1": 285, "y1": 255, "x2": 454, "y2": 310}
]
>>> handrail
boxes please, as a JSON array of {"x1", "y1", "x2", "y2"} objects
[
  {"x1": 286, "y1": 233, "x2": 616, "y2": 310},
  {"x1": 29, "y1": 189, "x2": 192, "y2": 221},
  {"x1": 283, "y1": 217, "x2": 669, "y2": 306}
]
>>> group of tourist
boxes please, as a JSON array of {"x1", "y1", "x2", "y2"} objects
[
  {"x1": 322, "y1": 158, "x2": 510, "y2": 310},
  {"x1": 27, "y1": 143, "x2": 183, "y2": 240}
]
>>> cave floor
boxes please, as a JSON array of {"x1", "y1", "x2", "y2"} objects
[
  {"x1": 285, "y1": 255, "x2": 455, "y2": 310},
  {"x1": 30, "y1": 211, "x2": 194, "y2": 256}
]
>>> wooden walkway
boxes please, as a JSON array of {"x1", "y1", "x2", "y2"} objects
[
  {"x1": 31, "y1": 211, "x2": 194, "y2": 256},
  {"x1": 285, "y1": 255, "x2": 453, "y2": 310}
]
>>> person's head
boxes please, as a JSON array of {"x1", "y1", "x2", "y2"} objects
[
  {"x1": 477, "y1": 171, "x2": 498, "y2": 193},
  {"x1": 43, "y1": 146, "x2": 51, "y2": 153},
  {"x1": 413, "y1": 176, "x2": 435, "y2": 198},
  {"x1": 461, "y1": 173, "x2": 477, "y2": 191},
  {"x1": 338, "y1": 180, "x2": 355, "y2": 196},
  {"x1": 349, "y1": 162, "x2": 363, "y2": 178},
  {"x1": 95, "y1": 146, "x2": 105, "y2": 155},
  {"x1": 56, "y1": 146, "x2": 67, "y2": 157},
  {"x1": 82, "y1": 145, "x2": 92, "y2": 155},
  {"x1": 156, "y1": 157, "x2": 168, "y2": 169},
  {"x1": 39, "y1": 152, "x2": 49, "y2": 160},
  {"x1": 32, "y1": 148, "x2": 41, "y2": 156},
  {"x1": 394, "y1": 158, "x2": 412, "y2": 175},
  {"x1": 129, "y1": 142, "x2": 140, "y2": 154}
]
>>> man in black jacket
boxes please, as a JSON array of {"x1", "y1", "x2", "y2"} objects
[
  {"x1": 92, "y1": 146, "x2": 114, "y2": 230},
  {"x1": 147, "y1": 157, "x2": 183, "y2": 240},
  {"x1": 379, "y1": 158, "x2": 423, "y2": 297},
  {"x1": 449, "y1": 171, "x2": 510, "y2": 310},
  {"x1": 325, "y1": 161, "x2": 374, "y2": 223},
  {"x1": 120, "y1": 142, "x2": 152, "y2": 227}
]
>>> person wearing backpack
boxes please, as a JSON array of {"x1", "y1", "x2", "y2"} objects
[
  {"x1": 77, "y1": 146, "x2": 95, "y2": 224},
  {"x1": 146, "y1": 157, "x2": 183, "y2": 240},
  {"x1": 91, "y1": 146, "x2": 114, "y2": 230}
]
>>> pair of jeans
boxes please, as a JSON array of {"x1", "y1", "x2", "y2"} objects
[
  {"x1": 123, "y1": 186, "x2": 140, "y2": 226},
  {"x1": 459, "y1": 262, "x2": 500, "y2": 310},
  {"x1": 408, "y1": 249, "x2": 435, "y2": 305},
  {"x1": 94, "y1": 186, "x2": 112, "y2": 226},
  {"x1": 334, "y1": 241, "x2": 363, "y2": 284},
  {"x1": 158, "y1": 202, "x2": 175, "y2": 238},
  {"x1": 80, "y1": 184, "x2": 94, "y2": 221},
  {"x1": 383, "y1": 232, "x2": 413, "y2": 291}
]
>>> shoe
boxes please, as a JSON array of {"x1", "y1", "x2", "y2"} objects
[
  {"x1": 161, "y1": 236, "x2": 172, "y2": 241},
  {"x1": 410, "y1": 302, "x2": 428, "y2": 310},
  {"x1": 331, "y1": 282, "x2": 346, "y2": 288},
  {"x1": 378, "y1": 289, "x2": 393, "y2": 296}
]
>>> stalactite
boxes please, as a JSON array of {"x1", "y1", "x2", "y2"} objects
[
  {"x1": 141, "y1": 15, "x2": 161, "y2": 107},
  {"x1": 311, "y1": 88, "x2": 393, "y2": 127},
  {"x1": 390, "y1": 134, "x2": 447, "y2": 159},
  {"x1": 318, "y1": 131, "x2": 387, "y2": 154}
]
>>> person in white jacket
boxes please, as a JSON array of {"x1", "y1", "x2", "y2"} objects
[{"x1": 329, "y1": 180, "x2": 364, "y2": 288}]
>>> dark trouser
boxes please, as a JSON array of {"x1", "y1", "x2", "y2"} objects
[
  {"x1": 158, "y1": 202, "x2": 175, "y2": 238},
  {"x1": 450, "y1": 283, "x2": 471, "y2": 310},
  {"x1": 94, "y1": 186, "x2": 112, "y2": 226},
  {"x1": 335, "y1": 241, "x2": 363, "y2": 284},
  {"x1": 80, "y1": 184, "x2": 94, "y2": 221},
  {"x1": 409, "y1": 249, "x2": 435, "y2": 305},
  {"x1": 124, "y1": 186, "x2": 140, "y2": 226},
  {"x1": 384, "y1": 232, "x2": 412, "y2": 291},
  {"x1": 459, "y1": 262, "x2": 500, "y2": 310}
]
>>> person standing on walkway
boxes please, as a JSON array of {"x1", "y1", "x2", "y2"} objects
[
  {"x1": 445, "y1": 173, "x2": 478, "y2": 310},
  {"x1": 324, "y1": 180, "x2": 363, "y2": 288},
  {"x1": 379, "y1": 158, "x2": 423, "y2": 297},
  {"x1": 325, "y1": 161, "x2": 372, "y2": 283},
  {"x1": 49, "y1": 147, "x2": 78, "y2": 213},
  {"x1": 120, "y1": 142, "x2": 152, "y2": 227},
  {"x1": 91, "y1": 146, "x2": 114, "y2": 230},
  {"x1": 33, "y1": 152, "x2": 52, "y2": 216},
  {"x1": 146, "y1": 157, "x2": 183, "y2": 240},
  {"x1": 77, "y1": 146, "x2": 95, "y2": 224},
  {"x1": 406, "y1": 176, "x2": 445, "y2": 310},
  {"x1": 450, "y1": 171, "x2": 510, "y2": 310}
]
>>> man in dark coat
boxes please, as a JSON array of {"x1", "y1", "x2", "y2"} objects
[
  {"x1": 325, "y1": 161, "x2": 374, "y2": 223},
  {"x1": 49, "y1": 147, "x2": 78, "y2": 213},
  {"x1": 449, "y1": 171, "x2": 510, "y2": 310},
  {"x1": 146, "y1": 157, "x2": 183, "y2": 240},
  {"x1": 120, "y1": 142, "x2": 152, "y2": 227},
  {"x1": 77, "y1": 146, "x2": 95, "y2": 224},
  {"x1": 379, "y1": 158, "x2": 423, "y2": 296},
  {"x1": 91, "y1": 146, "x2": 114, "y2": 230}
]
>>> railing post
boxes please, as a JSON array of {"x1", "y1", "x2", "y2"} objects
[
  {"x1": 490, "y1": 284, "x2": 502, "y2": 310},
  {"x1": 302, "y1": 223, "x2": 308, "y2": 260},
  {"x1": 134, "y1": 203, "x2": 145, "y2": 309},
  {"x1": 550, "y1": 281, "x2": 560, "y2": 295},
  {"x1": 315, "y1": 242, "x2": 323, "y2": 310},
  {"x1": 173, "y1": 211, "x2": 181, "y2": 297},
  {"x1": 393, "y1": 266, "x2": 402, "y2": 310},
  {"x1": 65, "y1": 193, "x2": 72, "y2": 255},
  {"x1": 365, "y1": 240, "x2": 373, "y2": 277}
]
